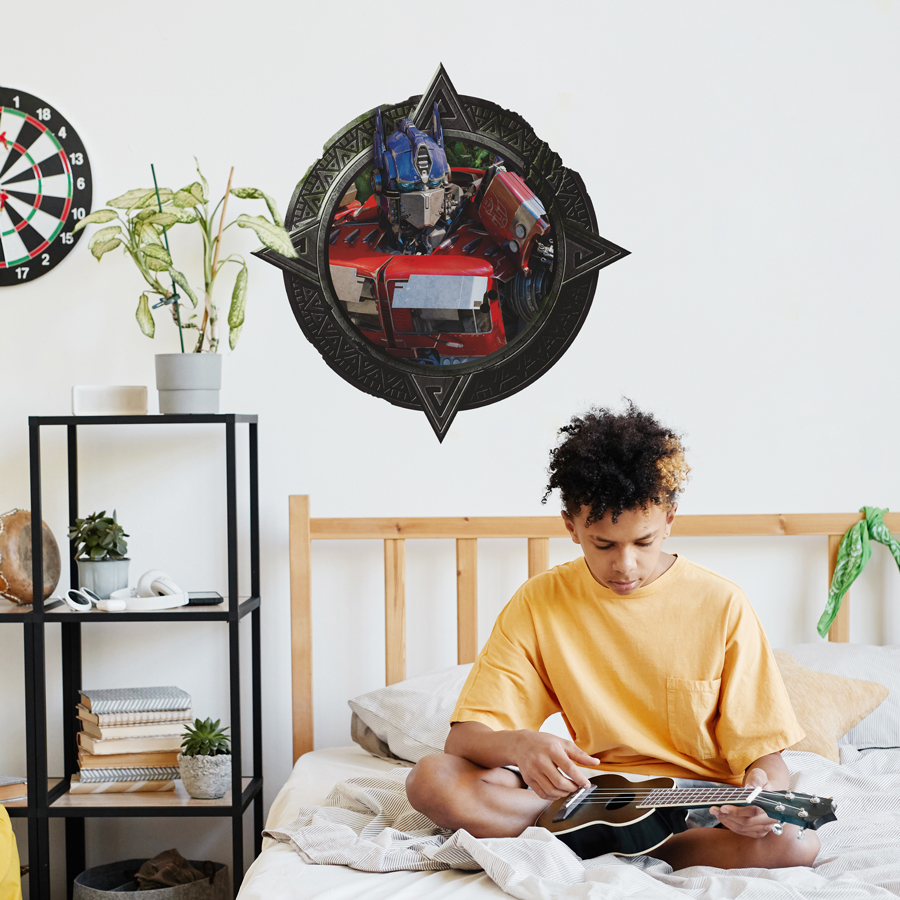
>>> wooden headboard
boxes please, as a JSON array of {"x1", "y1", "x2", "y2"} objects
[{"x1": 288, "y1": 497, "x2": 899, "y2": 762}]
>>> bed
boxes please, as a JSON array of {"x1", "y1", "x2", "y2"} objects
[{"x1": 238, "y1": 499, "x2": 900, "y2": 899}]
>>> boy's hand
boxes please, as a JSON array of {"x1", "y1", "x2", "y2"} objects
[
  {"x1": 513, "y1": 731, "x2": 600, "y2": 800},
  {"x1": 710, "y1": 766, "x2": 780, "y2": 838}
]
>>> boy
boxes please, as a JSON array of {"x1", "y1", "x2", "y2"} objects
[{"x1": 406, "y1": 403, "x2": 818, "y2": 870}]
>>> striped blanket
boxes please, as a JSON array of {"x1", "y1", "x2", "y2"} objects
[{"x1": 265, "y1": 747, "x2": 900, "y2": 899}]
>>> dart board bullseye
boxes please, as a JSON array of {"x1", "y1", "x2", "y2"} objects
[{"x1": 0, "y1": 87, "x2": 91, "y2": 286}]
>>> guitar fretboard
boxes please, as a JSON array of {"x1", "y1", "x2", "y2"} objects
[{"x1": 637, "y1": 787, "x2": 757, "y2": 809}]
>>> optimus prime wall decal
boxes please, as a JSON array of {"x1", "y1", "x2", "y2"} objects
[{"x1": 256, "y1": 65, "x2": 628, "y2": 440}]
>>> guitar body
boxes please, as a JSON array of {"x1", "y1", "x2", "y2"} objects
[{"x1": 536, "y1": 775, "x2": 689, "y2": 858}]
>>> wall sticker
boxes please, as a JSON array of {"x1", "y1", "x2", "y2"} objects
[{"x1": 258, "y1": 66, "x2": 628, "y2": 439}]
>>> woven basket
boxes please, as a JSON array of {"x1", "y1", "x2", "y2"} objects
[{"x1": 73, "y1": 859, "x2": 228, "y2": 899}]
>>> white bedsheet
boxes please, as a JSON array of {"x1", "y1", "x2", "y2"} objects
[{"x1": 239, "y1": 744, "x2": 900, "y2": 899}]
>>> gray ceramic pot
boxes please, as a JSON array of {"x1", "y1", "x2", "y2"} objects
[
  {"x1": 155, "y1": 353, "x2": 222, "y2": 414},
  {"x1": 178, "y1": 752, "x2": 232, "y2": 799},
  {"x1": 76, "y1": 558, "x2": 130, "y2": 599}
]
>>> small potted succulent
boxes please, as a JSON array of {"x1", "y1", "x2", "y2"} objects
[
  {"x1": 67, "y1": 510, "x2": 129, "y2": 599},
  {"x1": 178, "y1": 717, "x2": 231, "y2": 799}
]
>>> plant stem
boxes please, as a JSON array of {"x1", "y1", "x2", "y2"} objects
[
  {"x1": 151, "y1": 163, "x2": 185, "y2": 352},
  {"x1": 195, "y1": 167, "x2": 234, "y2": 353}
]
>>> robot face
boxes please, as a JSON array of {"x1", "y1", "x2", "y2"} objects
[{"x1": 384, "y1": 118, "x2": 449, "y2": 192}]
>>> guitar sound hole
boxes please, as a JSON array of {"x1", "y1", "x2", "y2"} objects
[{"x1": 605, "y1": 792, "x2": 635, "y2": 811}]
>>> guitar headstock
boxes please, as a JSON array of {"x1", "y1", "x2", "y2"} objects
[{"x1": 755, "y1": 789, "x2": 837, "y2": 830}]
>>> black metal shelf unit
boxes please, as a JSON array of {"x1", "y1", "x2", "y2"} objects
[{"x1": 21, "y1": 414, "x2": 262, "y2": 900}]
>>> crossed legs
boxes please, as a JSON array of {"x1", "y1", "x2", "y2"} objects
[{"x1": 406, "y1": 753, "x2": 820, "y2": 870}]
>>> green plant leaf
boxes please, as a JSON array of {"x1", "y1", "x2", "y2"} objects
[
  {"x1": 136, "y1": 293, "x2": 155, "y2": 338},
  {"x1": 138, "y1": 211, "x2": 179, "y2": 228},
  {"x1": 168, "y1": 267, "x2": 199, "y2": 308},
  {"x1": 175, "y1": 182, "x2": 206, "y2": 207},
  {"x1": 230, "y1": 187, "x2": 285, "y2": 228},
  {"x1": 236, "y1": 214, "x2": 298, "y2": 258},
  {"x1": 107, "y1": 188, "x2": 156, "y2": 209},
  {"x1": 133, "y1": 188, "x2": 174, "y2": 210},
  {"x1": 72, "y1": 208, "x2": 118, "y2": 233},
  {"x1": 228, "y1": 264, "x2": 248, "y2": 329},
  {"x1": 87, "y1": 226, "x2": 122, "y2": 249},
  {"x1": 140, "y1": 244, "x2": 173, "y2": 272},
  {"x1": 194, "y1": 160, "x2": 209, "y2": 202},
  {"x1": 228, "y1": 323, "x2": 243, "y2": 351},
  {"x1": 90, "y1": 238, "x2": 123, "y2": 261},
  {"x1": 169, "y1": 207, "x2": 199, "y2": 224}
]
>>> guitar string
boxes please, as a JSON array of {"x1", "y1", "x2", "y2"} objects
[{"x1": 561, "y1": 790, "x2": 816, "y2": 814}]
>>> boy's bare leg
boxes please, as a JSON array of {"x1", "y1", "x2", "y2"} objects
[{"x1": 406, "y1": 752, "x2": 549, "y2": 838}]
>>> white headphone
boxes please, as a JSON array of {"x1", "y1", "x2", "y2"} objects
[{"x1": 110, "y1": 570, "x2": 189, "y2": 610}]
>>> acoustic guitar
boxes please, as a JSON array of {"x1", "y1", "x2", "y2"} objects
[{"x1": 535, "y1": 773, "x2": 836, "y2": 858}]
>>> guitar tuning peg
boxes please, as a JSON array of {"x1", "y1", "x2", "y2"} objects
[
  {"x1": 810, "y1": 795, "x2": 820, "y2": 804},
  {"x1": 797, "y1": 827, "x2": 806, "y2": 841},
  {"x1": 785, "y1": 791, "x2": 795, "y2": 799},
  {"x1": 771, "y1": 822, "x2": 783, "y2": 835}
]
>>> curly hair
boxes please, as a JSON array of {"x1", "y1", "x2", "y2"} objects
[{"x1": 543, "y1": 401, "x2": 690, "y2": 524}]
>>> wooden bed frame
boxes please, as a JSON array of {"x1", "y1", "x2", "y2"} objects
[{"x1": 288, "y1": 496, "x2": 900, "y2": 762}]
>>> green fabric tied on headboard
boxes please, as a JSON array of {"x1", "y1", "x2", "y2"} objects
[{"x1": 817, "y1": 506, "x2": 900, "y2": 638}]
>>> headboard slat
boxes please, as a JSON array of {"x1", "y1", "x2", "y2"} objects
[
  {"x1": 826, "y1": 533, "x2": 850, "y2": 643},
  {"x1": 385, "y1": 539, "x2": 407, "y2": 685},
  {"x1": 289, "y1": 495, "x2": 314, "y2": 761},
  {"x1": 456, "y1": 539, "x2": 478, "y2": 665},
  {"x1": 528, "y1": 537, "x2": 550, "y2": 579}
]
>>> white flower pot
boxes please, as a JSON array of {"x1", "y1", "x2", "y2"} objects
[
  {"x1": 155, "y1": 354, "x2": 222, "y2": 415},
  {"x1": 76, "y1": 558, "x2": 130, "y2": 599},
  {"x1": 178, "y1": 752, "x2": 232, "y2": 799}
]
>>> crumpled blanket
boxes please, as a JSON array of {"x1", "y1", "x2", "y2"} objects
[{"x1": 265, "y1": 748, "x2": 900, "y2": 900}]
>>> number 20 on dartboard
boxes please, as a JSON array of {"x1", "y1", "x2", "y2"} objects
[{"x1": 0, "y1": 87, "x2": 92, "y2": 286}]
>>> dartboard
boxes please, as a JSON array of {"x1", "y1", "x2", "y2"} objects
[{"x1": 0, "y1": 87, "x2": 91, "y2": 286}]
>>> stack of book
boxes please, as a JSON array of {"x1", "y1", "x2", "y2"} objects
[{"x1": 72, "y1": 686, "x2": 192, "y2": 794}]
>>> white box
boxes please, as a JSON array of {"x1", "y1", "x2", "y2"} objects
[{"x1": 72, "y1": 385, "x2": 148, "y2": 416}]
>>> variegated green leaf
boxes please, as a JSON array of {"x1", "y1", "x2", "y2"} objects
[
  {"x1": 91, "y1": 238, "x2": 123, "y2": 261},
  {"x1": 170, "y1": 207, "x2": 199, "y2": 224},
  {"x1": 133, "y1": 188, "x2": 174, "y2": 209},
  {"x1": 137, "y1": 211, "x2": 179, "y2": 228},
  {"x1": 73, "y1": 208, "x2": 118, "y2": 233},
  {"x1": 236, "y1": 214, "x2": 298, "y2": 258},
  {"x1": 140, "y1": 244, "x2": 172, "y2": 271},
  {"x1": 228, "y1": 323, "x2": 243, "y2": 351},
  {"x1": 230, "y1": 187, "x2": 285, "y2": 228},
  {"x1": 87, "y1": 225, "x2": 122, "y2": 250},
  {"x1": 168, "y1": 267, "x2": 199, "y2": 308},
  {"x1": 107, "y1": 188, "x2": 156, "y2": 209},
  {"x1": 228, "y1": 264, "x2": 248, "y2": 330},
  {"x1": 136, "y1": 293, "x2": 155, "y2": 338},
  {"x1": 193, "y1": 159, "x2": 209, "y2": 201}
]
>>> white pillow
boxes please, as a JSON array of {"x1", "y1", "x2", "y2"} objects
[
  {"x1": 348, "y1": 664, "x2": 570, "y2": 764},
  {"x1": 779, "y1": 643, "x2": 899, "y2": 749}
]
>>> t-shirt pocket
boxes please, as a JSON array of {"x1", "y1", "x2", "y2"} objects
[{"x1": 666, "y1": 677, "x2": 721, "y2": 760}]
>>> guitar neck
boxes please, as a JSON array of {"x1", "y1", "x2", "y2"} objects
[{"x1": 637, "y1": 786, "x2": 761, "y2": 810}]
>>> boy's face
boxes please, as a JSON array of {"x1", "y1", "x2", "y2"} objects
[{"x1": 562, "y1": 503, "x2": 676, "y2": 595}]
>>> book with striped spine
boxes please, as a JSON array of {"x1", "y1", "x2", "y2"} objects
[
  {"x1": 0, "y1": 776, "x2": 27, "y2": 802},
  {"x1": 69, "y1": 774, "x2": 175, "y2": 794},
  {"x1": 79, "y1": 686, "x2": 191, "y2": 714},
  {"x1": 78, "y1": 718, "x2": 188, "y2": 740},
  {"x1": 77, "y1": 732, "x2": 184, "y2": 755},
  {"x1": 77, "y1": 705, "x2": 192, "y2": 726},
  {"x1": 77, "y1": 766, "x2": 180, "y2": 783}
]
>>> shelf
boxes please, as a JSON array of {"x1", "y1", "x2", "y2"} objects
[
  {"x1": 0, "y1": 599, "x2": 63, "y2": 621},
  {"x1": 48, "y1": 777, "x2": 261, "y2": 817},
  {"x1": 30, "y1": 414, "x2": 258, "y2": 426},
  {"x1": 4, "y1": 780, "x2": 63, "y2": 817},
  {"x1": 41, "y1": 597, "x2": 260, "y2": 623}
]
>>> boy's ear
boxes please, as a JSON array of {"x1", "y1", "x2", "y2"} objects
[
  {"x1": 561, "y1": 511, "x2": 580, "y2": 544},
  {"x1": 665, "y1": 504, "x2": 677, "y2": 537}
]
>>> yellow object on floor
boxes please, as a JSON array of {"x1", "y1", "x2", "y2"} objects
[{"x1": 0, "y1": 806, "x2": 22, "y2": 900}]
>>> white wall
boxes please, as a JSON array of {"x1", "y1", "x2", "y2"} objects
[{"x1": 2, "y1": 0, "x2": 899, "y2": 893}]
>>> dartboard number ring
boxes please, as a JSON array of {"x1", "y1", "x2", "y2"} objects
[{"x1": 0, "y1": 87, "x2": 92, "y2": 286}]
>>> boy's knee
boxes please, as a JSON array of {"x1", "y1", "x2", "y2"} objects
[{"x1": 405, "y1": 753, "x2": 449, "y2": 814}]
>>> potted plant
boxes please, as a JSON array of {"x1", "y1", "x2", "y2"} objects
[
  {"x1": 178, "y1": 717, "x2": 232, "y2": 799},
  {"x1": 67, "y1": 510, "x2": 129, "y2": 599},
  {"x1": 73, "y1": 161, "x2": 298, "y2": 414}
]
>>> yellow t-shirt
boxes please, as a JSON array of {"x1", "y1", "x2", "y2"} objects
[
  {"x1": 451, "y1": 555, "x2": 804, "y2": 785},
  {"x1": 0, "y1": 805, "x2": 22, "y2": 900}
]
